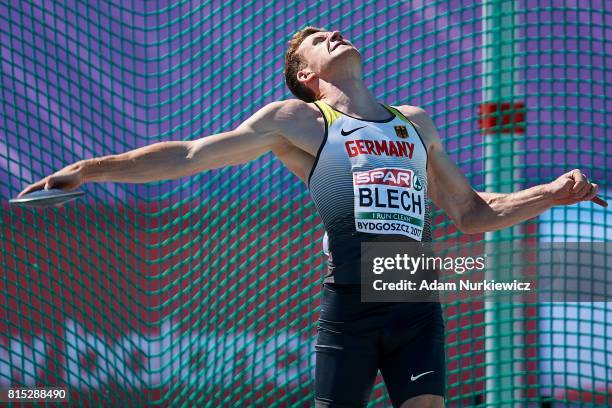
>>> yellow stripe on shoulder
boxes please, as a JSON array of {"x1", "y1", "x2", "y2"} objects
[
  {"x1": 384, "y1": 104, "x2": 412, "y2": 125},
  {"x1": 314, "y1": 100, "x2": 342, "y2": 126}
]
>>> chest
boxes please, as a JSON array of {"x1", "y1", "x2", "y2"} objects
[{"x1": 325, "y1": 116, "x2": 428, "y2": 168}]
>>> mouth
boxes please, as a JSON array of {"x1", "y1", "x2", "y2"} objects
[{"x1": 332, "y1": 42, "x2": 348, "y2": 52}]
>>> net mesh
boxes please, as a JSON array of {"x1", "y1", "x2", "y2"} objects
[{"x1": 1, "y1": 0, "x2": 610, "y2": 406}]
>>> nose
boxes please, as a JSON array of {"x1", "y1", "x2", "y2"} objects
[{"x1": 329, "y1": 31, "x2": 345, "y2": 51}]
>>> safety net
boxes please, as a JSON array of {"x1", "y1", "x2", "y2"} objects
[{"x1": 0, "y1": 0, "x2": 610, "y2": 406}]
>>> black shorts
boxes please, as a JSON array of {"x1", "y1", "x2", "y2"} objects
[{"x1": 314, "y1": 283, "x2": 446, "y2": 408}]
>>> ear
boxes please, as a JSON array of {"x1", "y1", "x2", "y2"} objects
[{"x1": 297, "y1": 69, "x2": 317, "y2": 84}]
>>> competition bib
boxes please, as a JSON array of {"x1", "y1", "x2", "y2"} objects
[{"x1": 353, "y1": 167, "x2": 425, "y2": 240}]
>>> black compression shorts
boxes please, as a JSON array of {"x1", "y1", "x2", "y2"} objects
[{"x1": 314, "y1": 283, "x2": 446, "y2": 408}]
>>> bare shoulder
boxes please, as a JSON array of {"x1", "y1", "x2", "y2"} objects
[
  {"x1": 250, "y1": 99, "x2": 321, "y2": 130},
  {"x1": 395, "y1": 104, "x2": 427, "y2": 116},
  {"x1": 257, "y1": 99, "x2": 325, "y2": 155},
  {"x1": 238, "y1": 99, "x2": 317, "y2": 130},
  {"x1": 395, "y1": 104, "x2": 442, "y2": 148},
  {"x1": 395, "y1": 105, "x2": 433, "y2": 128},
  {"x1": 270, "y1": 98, "x2": 322, "y2": 120}
]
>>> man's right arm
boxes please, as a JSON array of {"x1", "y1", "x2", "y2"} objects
[{"x1": 18, "y1": 101, "x2": 287, "y2": 196}]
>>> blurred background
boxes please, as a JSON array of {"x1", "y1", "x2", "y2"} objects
[{"x1": 0, "y1": 0, "x2": 610, "y2": 406}]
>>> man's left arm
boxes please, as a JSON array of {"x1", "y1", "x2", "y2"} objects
[{"x1": 399, "y1": 105, "x2": 606, "y2": 234}]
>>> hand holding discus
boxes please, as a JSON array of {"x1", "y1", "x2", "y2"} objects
[{"x1": 12, "y1": 164, "x2": 85, "y2": 208}]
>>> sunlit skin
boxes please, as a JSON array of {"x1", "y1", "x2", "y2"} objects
[
  {"x1": 18, "y1": 28, "x2": 606, "y2": 408},
  {"x1": 294, "y1": 30, "x2": 396, "y2": 122}
]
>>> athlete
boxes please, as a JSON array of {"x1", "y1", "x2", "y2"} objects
[{"x1": 19, "y1": 27, "x2": 605, "y2": 408}]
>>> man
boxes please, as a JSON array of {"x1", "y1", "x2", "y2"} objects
[{"x1": 19, "y1": 27, "x2": 603, "y2": 408}]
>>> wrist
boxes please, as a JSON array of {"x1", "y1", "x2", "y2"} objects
[
  {"x1": 539, "y1": 183, "x2": 557, "y2": 207},
  {"x1": 78, "y1": 158, "x2": 104, "y2": 183}
]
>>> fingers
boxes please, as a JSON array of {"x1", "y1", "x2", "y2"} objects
[
  {"x1": 581, "y1": 183, "x2": 598, "y2": 200},
  {"x1": 569, "y1": 169, "x2": 588, "y2": 193},
  {"x1": 583, "y1": 183, "x2": 606, "y2": 207},
  {"x1": 17, "y1": 180, "x2": 46, "y2": 197},
  {"x1": 559, "y1": 176, "x2": 574, "y2": 191},
  {"x1": 575, "y1": 181, "x2": 593, "y2": 199},
  {"x1": 17, "y1": 188, "x2": 31, "y2": 198},
  {"x1": 554, "y1": 169, "x2": 607, "y2": 208},
  {"x1": 44, "y1": 175, "x2": 61, "y2": 190},
  {"x1": 18, "y1": 174, "x2": 62, "y2": 197}
]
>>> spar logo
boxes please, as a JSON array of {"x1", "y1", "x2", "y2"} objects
[{"x1": 354, "y1": 168, "x2": 415, "y2": 188}]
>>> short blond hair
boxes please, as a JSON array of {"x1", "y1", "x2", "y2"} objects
[{"x1": 283, "y1": 26, "x2": 327, "y2": 102}]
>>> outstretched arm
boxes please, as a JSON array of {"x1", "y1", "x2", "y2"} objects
[
  {"x1": 18, "y1": 102, "x2": 287, "y2": 196},
  {"x1": 476, "y1": 173, "x2": 607, "y2": 225},
  {"x1": 401, "y1": 106, "x2": 605, "y2": 235}
]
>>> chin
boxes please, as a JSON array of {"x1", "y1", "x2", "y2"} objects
[{"x1": 333, "y1": 46, "x2": 361, "y2": 62}]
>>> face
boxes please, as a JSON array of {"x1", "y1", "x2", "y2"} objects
[{"x1": 296, "y1": 30, "x2": 360, "y2": 78}]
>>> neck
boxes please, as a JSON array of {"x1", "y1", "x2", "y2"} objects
[{"x1": 318, "y1": 78, "x2": 388, "y2": 118}]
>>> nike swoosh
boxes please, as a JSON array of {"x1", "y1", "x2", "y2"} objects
[
  {"x1": 341, "y1": 126, "x2": 366, "y2": 136},
  {"x1": 410, "y1": 371, "x2": 434, "y2": 381}
]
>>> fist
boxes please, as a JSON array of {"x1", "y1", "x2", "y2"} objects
[{"x1": 546, "y1": 169, "x2": 603, "y2": 207}]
